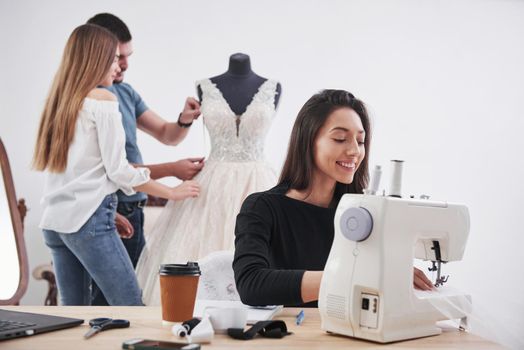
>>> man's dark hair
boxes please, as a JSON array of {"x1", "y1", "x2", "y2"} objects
[{"x1": 87, "y1": 13, "x2": 132, "y2": 42}]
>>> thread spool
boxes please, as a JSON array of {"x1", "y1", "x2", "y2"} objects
[
  {"x1": 172, "y1": 317, "x2": 201, "y2": 337},
  {"x1": 172, "y1": 324, "x2": 188, "y2": 337},
  {"x1": 388, "y1": 160, "x2": 404, "y2": 198},
  {"x1": 364, "y1": 165, "x2": 382, "y2": 195}
]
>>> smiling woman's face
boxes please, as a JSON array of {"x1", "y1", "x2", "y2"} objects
[{"x1": 312, "y1": 107, "x2": 366, "y2": 186}]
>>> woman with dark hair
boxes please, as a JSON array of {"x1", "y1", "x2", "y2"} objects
[{"x1": 233, "y1": 90, "x2": 433, "y2": 307}]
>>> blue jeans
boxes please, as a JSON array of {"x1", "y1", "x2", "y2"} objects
[
  {"x1": 91, "y1": 200, "x2": 146, "y2": 305},
  {"x1": 43, "y1": 194, "x2": 143, "y2": 306}
]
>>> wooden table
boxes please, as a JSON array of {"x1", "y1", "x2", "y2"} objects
[{"x1": 0, "y1": 306, "x2": 502, "y2": 349}]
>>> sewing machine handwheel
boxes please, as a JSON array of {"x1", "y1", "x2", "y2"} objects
[{"x1": 340, "y1": 207, "x2": 373, "y2": 242}]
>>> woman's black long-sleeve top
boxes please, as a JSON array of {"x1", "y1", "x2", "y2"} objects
[{"x1": 233, "y1": 184, "x2": 336, "y2": 307}]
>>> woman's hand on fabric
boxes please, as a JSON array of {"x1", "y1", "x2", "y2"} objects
[
  {"x1": 170, "y1": 180, "x2": 200, "y2": 200},
  {"x1": 115, "y1": 213, "x2": 134, "y2": 239},
  {"x1": 413, "y1": 267, "x2": 434, "y2": 291}
]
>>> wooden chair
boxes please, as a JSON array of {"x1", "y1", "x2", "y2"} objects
[
  {"x1": 0, "y1": 138, "x2": 58, "y2": 306},
  {"x1": 32, "y1": 263, "x2": 58, "y2": 306},
  {"x1": 0, "y1": 138, "x2": 29, "y2": 305}
]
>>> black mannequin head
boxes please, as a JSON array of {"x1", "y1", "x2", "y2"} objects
[{"x1": 227, "y1": 53, "x2": 252, "y2": 76}]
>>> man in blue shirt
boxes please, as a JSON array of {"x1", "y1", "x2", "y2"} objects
[{"x1": 87, "y1": 13, "x2": 204, "y2": 305}]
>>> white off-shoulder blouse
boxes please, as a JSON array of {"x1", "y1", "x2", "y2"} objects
[{"x1": 39, "y1": 98, "x2": 150, "y2": 233}]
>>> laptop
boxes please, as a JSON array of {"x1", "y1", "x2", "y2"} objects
[{"x1": 0, "y1": 309, "x2": 83, "y2": 340}]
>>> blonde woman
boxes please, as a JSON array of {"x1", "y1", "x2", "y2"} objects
[{"x1": 33, "y1": 24, "x2": 199, "y2": 305}]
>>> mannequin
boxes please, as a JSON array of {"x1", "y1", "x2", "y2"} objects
[
  {"x1": 136, "y1": 53, "x2": 281, "y2": 305},
  {"x1": 197, "y1": 53, "x2": 281, "y2": 115}
]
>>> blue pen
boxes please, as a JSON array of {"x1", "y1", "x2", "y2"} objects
[{"x1": 295, "y1": 309, "x2": 305, "y2": 325}]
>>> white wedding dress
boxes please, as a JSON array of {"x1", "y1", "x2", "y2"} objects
[{"x1": 136, "y1": 78, "x2": 279, "y2": 305}]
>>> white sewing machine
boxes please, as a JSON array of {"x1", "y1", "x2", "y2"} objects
[{"x1": 318, "y1": 193, "x2": 471, "y2": 343}]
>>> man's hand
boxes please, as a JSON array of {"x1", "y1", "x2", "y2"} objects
[
  {"x1": 115, "y1": 213, "x2": 134, "y2": 239},
  {"x1": 413, "y1": 267, "x2": 434, "y2": 291},
  {"x1": 171, "y1": 158, "x2": 205, "y2": 180},
  {"x1": 179, "y1": 97, "x2": 201, "y2": 123}
]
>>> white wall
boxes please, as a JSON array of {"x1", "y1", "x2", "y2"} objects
[{"x1": 1, "y1": 0, "x2": 523, "y2": 347}]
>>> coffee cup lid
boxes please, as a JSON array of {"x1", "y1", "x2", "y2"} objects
[{"x1": 159, "y1": 262, "x2": 201, "y2": 276}]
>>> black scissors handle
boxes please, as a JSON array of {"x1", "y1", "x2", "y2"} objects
[
  {"x1": 84, "y1": 318, "x2": 130, "y2": 339},
  {"x1": 100, "y1": 319, "x2": 130, "y2": 331},
  {"x1": 89, "y1": 317, "x2": 112, "y2": 327}
]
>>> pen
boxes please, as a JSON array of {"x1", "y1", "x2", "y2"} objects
[{"x1": 295, "y1": 309, "x2": 305, "y2": 326}]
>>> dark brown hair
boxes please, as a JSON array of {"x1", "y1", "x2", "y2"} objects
[
  {"x1": 279, "y1": 89, "x2": 371, "y2": 204},
  {"x1": 87, "y1": 13, "x2": 132, "y2": 42}
]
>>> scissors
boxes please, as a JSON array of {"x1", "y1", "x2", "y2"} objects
[{"x1": 83, "y1": 317, "x2": 130, "y2": 339}]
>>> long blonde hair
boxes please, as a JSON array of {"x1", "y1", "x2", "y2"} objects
[{"x1": 33, "y1": 24, "x2": 117, "y2": 172}]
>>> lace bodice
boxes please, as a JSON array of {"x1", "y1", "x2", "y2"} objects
[{"x1": 197, "y1": 78, "x2": 278, "y2": 162}]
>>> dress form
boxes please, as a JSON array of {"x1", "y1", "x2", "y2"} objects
[
  {"x1": 197, "y1": 53, "x2": 281, "y2": 116},
  {"x1": 136, "y1": 55, "x2": 280, "y2": 305}
]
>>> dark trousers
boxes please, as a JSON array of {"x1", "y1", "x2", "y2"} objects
[{"x1": 91, "y1": 200, "x2": 146, "y2": 305}]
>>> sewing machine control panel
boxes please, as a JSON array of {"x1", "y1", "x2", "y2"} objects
[{"x1": 359, "y1": 293, "x2": 379, "y2": 329}]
